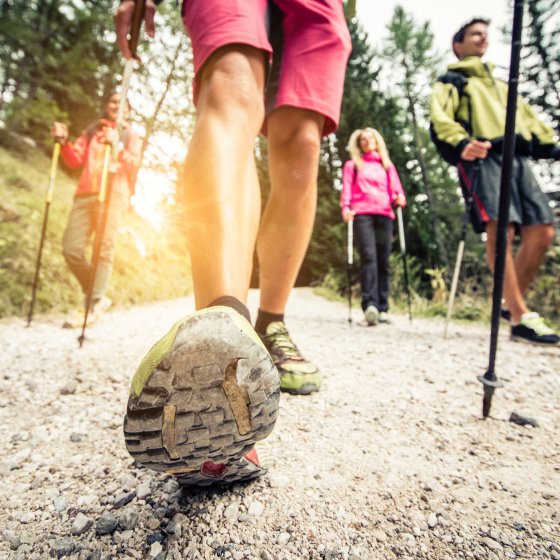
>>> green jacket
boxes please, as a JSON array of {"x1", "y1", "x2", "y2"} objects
[{"x1": 430, "y1": 56, "x2": 559, "y2": 164}]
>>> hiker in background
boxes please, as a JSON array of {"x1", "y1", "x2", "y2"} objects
[
  {"x1": 51, "y1": 92, "x2": 141, "y2": 327},
  {"x1": 340, "y1": 127, "x2": 406, "y2": 326},
  {"x1": 430, "y1": 18, "x2": 559, "y2": 345}
]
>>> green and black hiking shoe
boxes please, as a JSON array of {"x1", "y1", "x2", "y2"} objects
[
  {"x1": 123, "y1": 307, "x2": 280, "y2": 487},
  {"x1": 510, "y1": 312, "x2": 560, "y2": 346},
  {"x1": 259, "y1": 321, "x2": 321, "y2": 396}
]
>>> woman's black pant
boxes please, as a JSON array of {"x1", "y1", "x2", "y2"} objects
[{"x1": 353, "y1": 213, "x2": 394, "y2": 312}]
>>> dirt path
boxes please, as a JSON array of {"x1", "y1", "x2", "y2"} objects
[{"x1": 1, "y1": 288, "x2": 559, "y2": 560}]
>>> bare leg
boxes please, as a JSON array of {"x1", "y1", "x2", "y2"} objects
[
  {"x1": 485, "y1": 221, "x2": 527, "y2": 323},
  {"x1": 514, "y1": 223, "x2": 555, "y2": 295},
  {"x1": 257, "y1": 107, "x2": 325, "y2": 313},
  {"x1": 183, "y1": 46, "x2": 266, "y2": 309}
]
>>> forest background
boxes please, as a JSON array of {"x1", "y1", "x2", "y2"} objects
[{"x1": 0, "y1": 0, "x2": 558, "y2": 324}]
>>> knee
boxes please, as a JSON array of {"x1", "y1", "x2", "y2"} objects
[
  {"x1": 62, "y1": 244, "x2": 80, "y2": 265},
  {"x1": 270, "y1": 118, "x2": 321, "y2": 158},
  {"x1": 533, "y1": 225, "x2": 555, "y2": 251},
  {"x1": 198, "y1": 51, "x2": 265, "y2": 127}
]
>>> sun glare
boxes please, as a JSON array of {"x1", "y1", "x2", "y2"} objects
[{"x1": 131, "y1": 168, "x2": 176, "y2": 231}]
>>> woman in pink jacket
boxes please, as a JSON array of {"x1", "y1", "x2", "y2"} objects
[{"x1": 341, "y1": 127, "x2": 406, "y2": 325}]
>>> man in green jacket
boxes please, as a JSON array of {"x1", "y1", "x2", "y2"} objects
[{"x1": 430, "y1": 18, "x2": 559, "y2": 346}]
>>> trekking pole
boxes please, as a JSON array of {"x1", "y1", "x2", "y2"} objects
[
  {"x1": 478, "y1": 0, "x2": 524, "y2": 418},
  {"x1": 347, "y1": 218, "x2": 353, "y2": 324},
  {"x1": 396, "y1": 206, "x2": 412, "y2": 322},
  {"x1": 444, "y1": 160, "x2": 480, "y2": 338},
  {"x1": 78, "y1": 0, "x2": 146, "y2": 347},
  {"x1": 27, "y1": 141, "x2": 62, "y2": 326}
]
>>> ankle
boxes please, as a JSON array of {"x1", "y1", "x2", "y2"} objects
[
  {"x1": 255, "y1": 308, "x2": 284, "y2": 335},
  {"x1": 208, "y1": 296, "x2": 251, "y2": 323}
]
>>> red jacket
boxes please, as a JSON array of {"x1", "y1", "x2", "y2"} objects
[{"x1": 60, "y1": 122, "x2": 142, "y2": 198}]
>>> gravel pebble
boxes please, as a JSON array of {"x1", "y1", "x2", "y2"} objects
[
  {"x1": 71, "y1": 513, "x2": 93, "y2": 535},
  {"x1": 96, "y1": 511, "x2": 119, "y2": 535}
]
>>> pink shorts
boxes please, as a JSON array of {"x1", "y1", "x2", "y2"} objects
[{"x1": 182, "y1": 0, "x2": 352, "y2": 136}]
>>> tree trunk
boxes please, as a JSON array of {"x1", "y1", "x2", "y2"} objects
[{"x1": 402, "y1": 61, "x2": 448, "y2": 268}]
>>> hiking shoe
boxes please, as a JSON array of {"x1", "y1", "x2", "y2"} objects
[
  {"x1": 93, "y1": 296, "x2": 112, "y2": 314},
  {"x1": 378, "y1": 312, "x2": 391, "y2": 324},
  {"x1": 260, "y1": 321, "x2": 321, "y2": 395},
  {"x1": 510, "y1": 312, "x2": 560, "y2": 346},
  {"x1": 500, "y1": 307, "x2": 512, "y2": 323},
  {"x1": 62, "y1": 308, "x2": 97, "y2": 329},
  {"x1": 364, "y1": 305, "x2": 379, "y2": 326},
  {"x1": 123, "y1": 306, "x2": 280, "y2": 486}
]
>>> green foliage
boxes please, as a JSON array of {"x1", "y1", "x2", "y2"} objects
[
  {"x1": 521, "y1": 0, "x2": 560, "y2": 133},
  {"x1": 0, "y1": 0, "x2": 121, "y2": 144},
  {"x1": 0, "y1": 139, "x2": 191, "y2": 318}
]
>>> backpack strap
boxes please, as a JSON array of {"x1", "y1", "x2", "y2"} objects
[{"x1": 436, "y1": 70, "x2": 472, "y2": 134}]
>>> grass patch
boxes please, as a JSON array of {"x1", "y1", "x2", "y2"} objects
[{"x1": 0, "y1": 139, "x2": 192, "y2": 318}]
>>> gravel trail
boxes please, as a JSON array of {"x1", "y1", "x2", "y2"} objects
[{"x1": 1, "y1": 288, "x2": 559, "y2": 560}]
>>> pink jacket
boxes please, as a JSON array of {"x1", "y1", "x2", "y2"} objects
[{"x1": 340, "y1": 152, "x2": 406, "y2": 220}]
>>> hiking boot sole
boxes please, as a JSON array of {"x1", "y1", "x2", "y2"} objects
[
  {"x1": 281, "y1": 382, "x2": 320, "y2": 396},
  {"x1": 123, "y1": 308, "x2": 280, "y2": 485},
  {"x1": 364, "y1": 306, "x2": 379, "y2": 326},
  {"x1": 510, "y1": 334, "x2": 560, "y2": 347}
]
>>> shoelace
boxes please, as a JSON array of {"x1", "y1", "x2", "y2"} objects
[
  {"x1": 523, "y1": 314, "x2": 554, "y2": 336},
  {"x1": 265, "y1": 328, "x2": 303, "y2": 360}
]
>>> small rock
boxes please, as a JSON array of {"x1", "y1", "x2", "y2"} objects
[
  {"x1": 96, "y1": 512, "x2": 118, "y2": 535},
  {"x1": 78, "y1": 550, "x2": 103, "y2": 560},
  {"x1": 150, "y1": 542, "x2": 163, "y2": 558},
  {"x1": 113, "y1": 491, "x2": 136, "y2": 508},
  {"x1": 19, "y1": 512, "x2": 35, "y2": 524},
  {"x1": 136, "y1": 484, "x2": 151, "y2": 500},
  {"x1": 71, "y1": 513, "x2": 93, "y2": 535},
  {"x1": 147, "y1": 517, "x2": 161, "y2": 530},
  {"x1": 147, "y1": 532, "x2": 166, "y2": 545},
  {"x1": 77, "y1": 494, "x2": 98, "y2": 507},
  {"x1": 277, "y1": 532, "x2": 291, "y2": 546},
  {"x1": 60, "y1": 380, "x2": 78, "y2": 395},
  {"x1": 166, "y1": 519, "x2": 182, "y2": 537},
  {"x1": 373, "y1": 530, "x2": 387, "y2": 542},
  {"x1": 223, "y1": 502, "x2": 239, "y2": 519},
  {"x1": 260, "y1": 552, "x2": 272, "y2": 560},
  {"x1": 119, "y1": 508, "x2": 139, "y2": 530},
  {"x1": 53, "y1": 538, "x2": 75, "y2": 558},
  {"x1": 69, "y1": 433, "x2": 83, "y2": 443},
  {"x1": 10, "y1": 534, "x2": 21, "y2": 551},
  {"x1": 482, "y1": 537, "x2": 503, "y2": 552},
  {"x1": 248, "y1": 501, "x2": 265, "y2": 517},
  {"x1": 509, "y1": 412, "x2": 538, "y2": 428},
  {"x1": 427, "y1": 513, "x2": 438, "y2": 528},
  {"x1": 54, "y1": 496, "x2": 68, "y2": 512}
]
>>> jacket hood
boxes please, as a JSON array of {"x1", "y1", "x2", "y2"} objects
[{"x1": 447, "y1": 56, "x2": 495, "y2": 78}]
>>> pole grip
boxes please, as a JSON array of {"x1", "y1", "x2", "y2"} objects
[
  {"x1": 46, "y1": 143, "x2": 61, "y2": 204},
  {"x1": 396, "y1": 207, "x2": 406, "y2": 255},
  {"x1": 129, "y1": 0, "x2": 146, "y2": 59}
]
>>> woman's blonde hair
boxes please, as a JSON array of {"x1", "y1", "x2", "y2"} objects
[{"x1": 347, "y1": 127, "x2": 392, "y2": 170}]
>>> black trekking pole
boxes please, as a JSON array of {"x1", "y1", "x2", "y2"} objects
[
  {"x1": 478, "y1": 0, "x2": 524, "y2": 418},
  {"x1": 396, "y1": 206, "x2": 412, "y2": 322},
  {"x1": 78, "y1": 0, "x2": 146, "y2": 347},
  {"x1": 27, "y1": 141, "x2": 62, "y2": 326},
  {"x1": 444, "y1": 160, "x2": 480, "y2": 338},
  {"x1": 347, "y1": 218, "x2": 353, "y2": 324}
]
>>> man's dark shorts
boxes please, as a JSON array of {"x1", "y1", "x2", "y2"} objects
[{"x1": 458, "y1": 151, "x2": 554, "y2": 233}]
